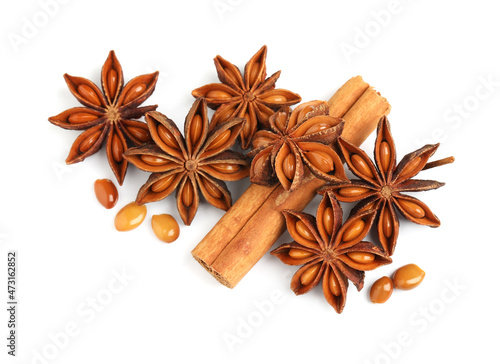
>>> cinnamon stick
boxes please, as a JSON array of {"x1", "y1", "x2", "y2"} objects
[{"x1": 192, "y1": 76, "x2": 391, "y2": 288}]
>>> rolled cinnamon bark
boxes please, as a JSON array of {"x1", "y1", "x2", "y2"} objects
[{"x1": 192, "y1": 76, "x2": 391, "y2": 288}]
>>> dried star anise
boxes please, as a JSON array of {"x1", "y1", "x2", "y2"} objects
[
  {"x1": 123, "y1": 98, "x2": 250, "y2": 226},
  {"x1": 319, "y1": 116, "x2": 453, "y2": 256},
  {"x1": 191, "y1": 45, "x2": 301, "y2": 149},
  {"x1": 247, "y1": 100, "x2": 347, "y2": 191},
  {"x1": 271, "y1": 191, "x2": 391, "y2": 313},
  {"x1": 49, "y1": 50, "x2": 159, "y2": 185}
]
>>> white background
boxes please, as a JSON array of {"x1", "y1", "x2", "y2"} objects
[{"x1": 1, "y1": 0, "x2": 499, "y2": 363}]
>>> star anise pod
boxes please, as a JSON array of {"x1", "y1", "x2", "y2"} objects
[
  {"x1": 247, "y1": 100, "x2": 347, "y2": 191},
  {"x1": 191, "y1": 45, "x2": 301, "y2": 149},
  {"x1": 319, "y1": 116, "x2": 454, "y2": 256},
  {"x1": 271, "y1": 191, "x2": 391, "y2": 313},
  {"x1": 123, "y1": 98, "x2": 250, "y2": 226},
  {"x1": 49, "y1": 50, "x2": 159, "y2": 185}
]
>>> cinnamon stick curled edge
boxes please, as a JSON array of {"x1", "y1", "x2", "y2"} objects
[{"x1": 191, "y1": 76, "x2": 391, "y2": 288}]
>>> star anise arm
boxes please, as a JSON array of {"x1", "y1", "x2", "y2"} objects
[
  {"x1": 214, "y1": 54, "x2": 245, "y2": 90},
  {"x1": 258, "y1": 88, "x2": 302, "y2": 109},
  {"x1": 338, "y1": 137, "x2": 383, "y2": 187},
  {"x1": 244, "y1": 45, "x2": 267, "y2": 91},
  {"x1": 48, "y1": 107, "x2": 105, "y2": 130},
  {"x1": 270, "y1": 242, "x2": 320, "y2": 266},
  {"x1": 63, "y1": 74, "x2": 107, "y2": 111},
  {"x1": 145, "y1": 111, "x2": 187, "y2": 161},
  {"x1": 275, "y1": 141, "x2": 304, "y2": 191},
  {"x1": 135, "y1": 170, "x2": 185, "y2": 204},
  {"x1": 282, "y1": 210, "x2": 325, "y2": 250},
  {"x1": 123, "y1": 143, "x2": 183, "y2": 173},
  {"x1": 290, "y1": 259, "x2": 326, "y2": 295},
  {"x1": 185, "y1": 98, "x2": 210, "y2": 157},
  {"x1": 376, "y1": 200, "x2": 399, "y2": 256},
  {"x1": 198, "y1": 116, "x2": 245, "y2": 160},
  {"x1": 191, "y1": 83, "x2": 242, "y2": 109},
  {"x1": 209, "y1": 101, "x2": 245, "y2": 131},
  {"x1": 321, "y1": 265, "x2": 349, "y2": 313},
  {"x1": 332, "y1": 208, "x2": 377, "y2": 250},
  {"x1": 396, "y1": 179, "x2": 445, "y2": 192},
  {"x1": 393, "y1": 143, "x2": 439, "y2": 183},
  {"x1": 316, "y1": 191, "x2": 343, "y2": 243},
  {"x1": 393, "y1": 193, "x2": 441, "y2": 227},
  {"x1": 248, "y1": 145, "x2": 277, "y2": 186},
  {"x1": 374, "y1": 116, "x2": 397, "y2": 183},
  {"x1": 114, "y1": 70, "x2": 159, "y2": 111},
  {"x1": 199, "y1": 150, "x2": 249, "y2": 181},
  {"x1": 66, "y1": 123, "x2": 109, "y2": 164},
  {"x1": 176, "y1": 174, "x2": 200, "y2": 226},
  {"x1": 101, "y1": 50, "x2": 124, "y2": 105},
  {"x1": 318, "y1": 180, "x2": 377, "y2": 203},
  {"x1": 337, "y1": 241, "x2": 392, "y2": 273},
  {"x1": 105, "y1": 126, "x2": 129, "y2": 185},
  {"x1": 297, "y1": 141, "x2": 347, "y2": 183},
  {"x1": 118, "y1": 119, "x2": 152, "y2": 146},
  {"x1": 195, "y1": 172, "x2": 232, "y2": 211}
]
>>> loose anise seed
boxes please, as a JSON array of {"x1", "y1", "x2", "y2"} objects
[
  {"x1": 370, "y1": 276, "x2": 393, "y2": 303},
  {"x1": 78, "y1": 84, "x2": 101, "y2": 106},
  {"x1": 107, "y1": 69, "x2": 118, "y2": 100},
  {"x1": 338, "y1": 186, "x2": 370, "y2": 197},
  {"x1": 342, "y1": 220, "x2": 365, "y2": 242},
  {"x1": 151, "y1": 214, "x2": 180, "y2": 243},
  {"x1": 329, "y1": 271, "x2": 341, "y2": 296},
  {"x1": 157, "y1": 124, "x2": 179, "y2": 149},
  {"x1": 305, "y1": 150, "x2": 334, "y2": 173},
  {"x1": 123, "y1": 83, "x2": 146, "y2": 105},
  {"x1": 201, "y1": 178, "x2": 222, "y2": 199},
  {"x1": 263, "y1": 94, "x2": 287, "y2": 103},
  {"x1": 127, "y1": 127, "x2": 150, "y2": 143},
  {"x1": 206, "y1": 129, "x2": 231, "y2": 151},
  {"x1": 382, "y1": 208, "x2": 393, "y2": 238},
  {"x1": 304, "y1": 122, "x2": 330, "y2": 135},
  {"x1": 398, "y1": 200, "x2": 425, "y2": 219},
  {"x1": 206, "y1": 90, "x2": 232, "y2": 99},
  {"x1": 351, "y1": 154, "x2": 374, "y2": 178},
  {"x1": 295, "y1": 220, "x2": 315, "y2": 241},
  {"x1": 248, "y1": 62, "x2": 260, "y2": 86},
  {"x1": 212, "y1": 163, "x2": 241, "y2": 174},
  {"x1": 288, "y1": 248, "x2": 313, "y2": 259},
  {"x1": 94, "y1": 178, "x2": 118, "y2": 209},
  {"x1": 114, "y1": 202, "x2": 147, "y2": 231},
  {"x1": 322, "y1": 207, "x2": 334, "y2": 236},
  {"x1": 79, "y1": 130, "x2": 101, "y2": 153},
  {"x1": 392, "y1": 264, "x2": 425, "y2": 290},
  {"x1": 140, "y1": 155, "x2": 169, "y2": 166},
  {"x1": 379, "y1": 141, "x2": 391, "y2": 173},
  {"x1": 112, "y1": 134, "x2": 124, "y2": 162},
  {"x1": 68, "y1": 112, "x2": 99, "y2": 124},
  {"x1": 300, "y1": 263, "x2": 320, "y2": 286},
  {"x1": 151, "y1": 174, "x2": 176, "y2": 193},
  {"x1": 190, "y1": 115, "x2": 203, "y2": 146},
  {"x1": 182, "y1": 180, "x2": 194, "y2": 207},
  {"x1": 347, "y1": 252, "x2": 375, "y2": 264},
  {"x1": 282, "y1": 153, "x2": 296, "y2": 181},
  {"x1": 399, "y1": 157, "x2": 421, "y2": 179}
]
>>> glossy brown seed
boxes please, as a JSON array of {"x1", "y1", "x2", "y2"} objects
[
  {"x1": 342, "y1": 220, "x2": 365, "y2": 242},
  {"x1": 338, "y1": 186, "x2": 370, "y2": 198},
  {"x1": 399, "y1": 200, "x2": 425, "y2": 219},
  {"x1": 206, "y1": 129, "x2": 231, "y2": 151},
  {"x1": 392, "y1": 264, "x2": 425, "y2": 290},
  {"x1": 111, "y1": 134, "x2": 123, "y2": 162},
  {"x1": 225, "y1": 67, "x2": 241, "y2": 87},
  {"x1": 248, "y1": 62, "x2": 260, "y2": 86},
  {"x1": 252, "y1": 153, "x2": 268, "y2": 175},
  {"x1": 347, "y1": 252, "x2": 375, "y2": 264},
  {"x1": 151, "y1": 174, "x2": 176, "y2": 193},
  {"x1": 263, "y1": 94, "x2": 287, "y2": 103},
  {"x1": 288, "y1": 248, "x2": 313, "y2": 259},
  {"x1": 328, "y1": 271, "x2": 341, "y2": 296},
  {"x1": 157, "y1": 124, "x2": 179, "y2": 149},
  {"x1": 127, "y1": 127, "x2": 150, "y2": 143},
  {"x1": 94, "y1": 178, "x2": 118, "y2": 209},
  {"x1": 201, "y1": 178, "x2": 222, "y2": 199},
  {"x1": 107, "y1": 69, "x2": 118, "y2": 100},
  {"x1": 206, "y1": 90, "x2": 232, "y2": 99},
  {"x1": 212, "y1": 163, "x2": 241, "y2": 174},
  {"x1": 351, "y1": 154, "x2": 374, "y2": 178},
  {"x1": 78, "y1": 84, "x2": 101, "y2": 106},
  {"x1": 79, "y1": 130, "x2": 101, "y2": 153},
  {"x1": 190, "y1": 115, "x2": 203, "y2": 146},
  {"x1": 151, "y1": 214, "x2": 180, "y2": 243},
  {"x1": 123, "y1": 83, "x2": 146, "y2": 105},
  {"x1": 304, "y1": 122, "x2": 330, "y2": 135},
  {"x1": 282, "y1": 153, "x2": 296, "y2": 181},
  {"x1": 399, "y1": 157, "x2": 421, "y2": 179},
  {"x1": 114, "y1": 202, "x2": 147, "y2": 231},
  {"x1": 382, "y1": 207, "x2": 393, "y2": 238},
  {"x1": 68, "y1": 112, "x2": 99, "y2": 124},
  {"x1": 296, "y1": 105, "x2": 315, "y2": 123},
  {"x1": 300, "y1": 263, "x2": 321, "y2": 286},
  {"x1": 295, "y1": 220, "x2": 315, "y2": 241},
  {"x1": 182, "y1": 180, "x2": 194, "y2": 207},
  {"x1": 305, "y1": 150, "x2": 334, "y2": 173},
  {"x1": 322, "y1": 206, "x2": 334, "y2": 236},
  {"x1": 140, "y1": 155, "x2": 169, "y2": 166},
  {"x1": 370, "y1": 276, "x2": 393, "y2": 303},
  {"x1": 274, "y1": 112, "x2": 287, "y2": 131},
  {"x1": 379, "y1": 141, "x2": 391, "y2": 173}
]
